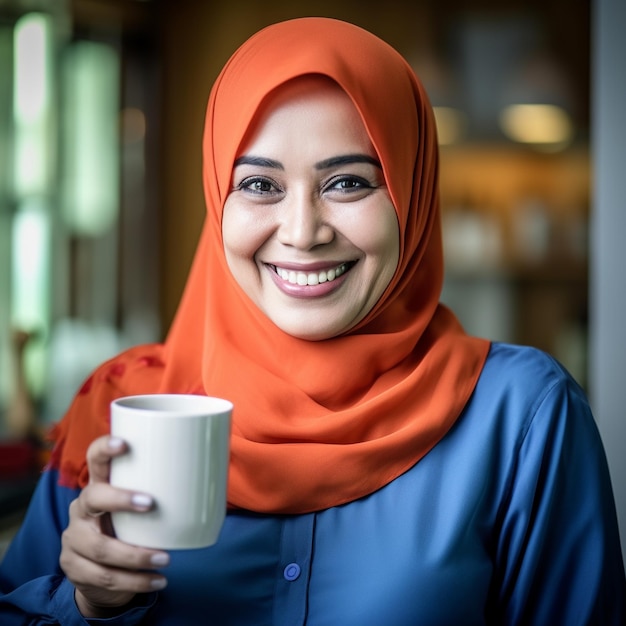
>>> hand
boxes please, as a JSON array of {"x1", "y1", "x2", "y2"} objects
[{"x1": 59, "y1": 435, "x2": 170, "y2": 618}]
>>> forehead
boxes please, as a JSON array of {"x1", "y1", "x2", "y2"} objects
[{"x1": 236, "y1": 75, "x2": 376, "y2": 159}]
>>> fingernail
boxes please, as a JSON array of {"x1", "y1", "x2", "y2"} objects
[
  {"x1": 151, "y1": 552, "x2": 170, "y2": 567},
  {"x1": 151, "y1": 577, "x2": 167, "y2": 590},
  {"x1": 108, "y1": 436, "x2": 124, "y2": 450},
  {"x1": 131, "y1": 493, "x2": 153, "y2": 509}
]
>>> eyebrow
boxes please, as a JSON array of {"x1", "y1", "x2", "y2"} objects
[
  {"x1": 233, "y1": 155, "x2": 284, "y2": 169},
  {"x1": 233, "y1": 154, "x2": 382, "y2": 171},
  {"x1": 315, "y1": 154, "x2": 382, "y2": 170}
]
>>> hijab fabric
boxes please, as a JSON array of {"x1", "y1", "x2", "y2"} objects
[{"x1": 50, "y1": 17, "x2": 490, "y2": 514}]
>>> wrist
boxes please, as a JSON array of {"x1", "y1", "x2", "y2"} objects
[{"x1": 74, "y1": 588, "x2": 136, "y2": 619}]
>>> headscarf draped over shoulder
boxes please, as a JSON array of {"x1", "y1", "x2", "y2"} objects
[{"x1": 50, "y1": 17, "x2": 490, "y2": 514}]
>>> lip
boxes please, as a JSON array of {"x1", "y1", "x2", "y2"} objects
[
  {"x1": 264, "y1": 260, "x2": 355, "y2": 298},
  {"x1": 265, "y1": 260, "x2": 348, "y2": 272}
]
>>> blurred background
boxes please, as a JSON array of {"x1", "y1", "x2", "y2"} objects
[{"x1": 0, "y1": 0, "x2": 624, "y2": 562}]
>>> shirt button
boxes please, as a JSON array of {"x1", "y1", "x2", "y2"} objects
[{"x1": 283, "y1": 562, "x2": 301, "y2": 581}]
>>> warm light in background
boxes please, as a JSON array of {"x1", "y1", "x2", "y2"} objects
[
  {"x1": 499, "y1": 104, "x2": 573, "y2": 148},
  {"x1": 433, "y1": 106, "x2": 467, "y2": 145}
]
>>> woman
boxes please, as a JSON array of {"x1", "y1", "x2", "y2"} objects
[{"x1": 1, "y1": 17, "x2": 624, "y2": 625}]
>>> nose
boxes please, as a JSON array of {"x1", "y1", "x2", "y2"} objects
[{"x1": 276, "y1": 189, "x2": 334, "y2": 249}]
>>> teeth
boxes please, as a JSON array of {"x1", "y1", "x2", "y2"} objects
[{"x1": 275, "y1": 263, "x2": 348, "y2": 286}]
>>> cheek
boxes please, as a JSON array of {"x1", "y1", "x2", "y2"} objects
[
  {"x1": 221, "y1": 207, "x2": 258, "y2": 295},
  {"x1": 363, "y1": 207, "x2": 401, "y2": 298},
  {"x1": 222, "y1": 203, "x2": 259, "y2": 262},
  {"x1": 221, "y1": 204, "x2": 243, "y2": 262},
  {"x1": 355, "y1": 206, "x2": 400, "y2": 270}
]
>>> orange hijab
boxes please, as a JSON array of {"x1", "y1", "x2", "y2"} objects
[{"x1": 50, "y1": 17, "x2": 490, "y2": 514}]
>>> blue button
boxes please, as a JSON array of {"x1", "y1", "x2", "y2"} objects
[{"x1": 283, "y1": 562, "x2": 301, "y2": 581}]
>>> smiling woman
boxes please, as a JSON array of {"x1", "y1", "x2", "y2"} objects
[
  {"x1": 0, "y1": 16, "x2": 624, "y2": 626},
  {"x1": 221, "y1": 76, "x2": 400, "y2": 341}
]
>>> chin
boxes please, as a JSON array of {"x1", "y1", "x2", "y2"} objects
[
  {"x1": 271, "y1": 318, "x2": 345, "y2": 342},
  {"x1": 281, "y1": 327, "x2": 337, "y2": 342}
]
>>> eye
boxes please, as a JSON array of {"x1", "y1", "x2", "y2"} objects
[
  {"x1": 236, "y1": 176, "x2": 282, "y2": 195},
  {"x1": 323, "y1": 175, "x2": 374, "y2": 196}
]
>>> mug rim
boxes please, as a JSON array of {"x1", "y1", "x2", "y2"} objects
[{"x1": 111, "y1": 393, "x2": 233, "y2": 416}]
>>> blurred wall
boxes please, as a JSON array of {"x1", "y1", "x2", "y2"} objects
[{"x1": 591, "y1": 0, "x2": 626, "y2": 567}]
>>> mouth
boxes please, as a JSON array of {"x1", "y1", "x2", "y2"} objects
[{"x1": 268, "y1": 261, "x2": 355, "y2": 286}]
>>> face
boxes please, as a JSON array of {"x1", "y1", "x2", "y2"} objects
[{"x1": 221, "y1": 77, "x2": 400, "y2": 341}]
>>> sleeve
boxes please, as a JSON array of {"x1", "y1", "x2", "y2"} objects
[
  {"x1": 490, "y1": 373, "x2": 626, "y2": 625},
  {"x1": 0, "y1": 469, "x2": 156, "y2": 625}
]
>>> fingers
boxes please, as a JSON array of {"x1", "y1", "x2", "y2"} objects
[
  {"x1": 83, "y1": 435, "x2": 152, "y2": 520},
  {"x1": 60, "y1": 434, "x2": 171, "y2": 616},
  {"x1": 65, "y1": 495, "x2": 168, "y2": 566},
  {"x1": 70, "y1": 551, "x2": 167, "y2": 617},
  {"x1": 61, "y1": 525, "x2": 169, "y2": 592},
  {"x1": 61, "y1": 494, "x2": 170, "y2": 615},
  {"x1": 87, "y1": 435, "x2": 127, "y2": 484},
  {"x1": 77, "y1": 481, "x2": 153, "y2": 520}
]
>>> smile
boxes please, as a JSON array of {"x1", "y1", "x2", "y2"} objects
[{"x1": 270, "y1": 262, "x2": 352, "y2": 286}]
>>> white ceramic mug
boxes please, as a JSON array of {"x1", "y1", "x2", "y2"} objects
[{"x1": 109, "y1": 394, "x2": 232, "y2": 550}]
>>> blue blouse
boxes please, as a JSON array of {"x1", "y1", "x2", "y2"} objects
[{"x1": 1, "y1": 343, "x2": 625, "y2": 625}]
